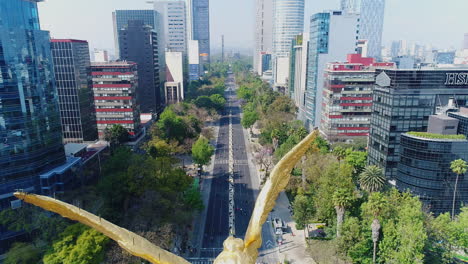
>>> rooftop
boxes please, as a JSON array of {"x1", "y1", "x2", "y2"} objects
[
  {"x1": 406, "y1": 131, "x2": 467, "y2": 141},
  {"x1": 51, "y1": 39, "x2": 88, "y2": 43}
]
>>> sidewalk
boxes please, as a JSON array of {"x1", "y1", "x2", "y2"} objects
[{"x1": 243, "y1": 125, "x2": 316, "y2": 264}]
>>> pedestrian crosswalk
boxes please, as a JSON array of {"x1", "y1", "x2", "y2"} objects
[{"x1": 215, "y1": 159, "x2": 248, "y2": 165}]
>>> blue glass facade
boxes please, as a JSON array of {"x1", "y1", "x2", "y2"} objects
[
  {"x1": 189, "y1": 64, "x2": 200, "y2": 81},
  {"x1": 191, "y1": 0, "x2": 211, "y2": 65},
  {"x1": 0, "y1": 0, "x2": 65, "y2": 182},
  {"x1": 304, "y1": 12, "x2": 330, "y2": 130}
]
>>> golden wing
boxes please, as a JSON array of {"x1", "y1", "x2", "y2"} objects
[
  {"x1": 242, "y1": 130, "x2": 318, "y2": 260},
  {"x1": 14, "y1": 192, "x2": 190, "y2": 264}
]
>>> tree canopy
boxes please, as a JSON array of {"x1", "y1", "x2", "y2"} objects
[{"x1": 192, "y1": 136, "x2": 215, "y2": 167}]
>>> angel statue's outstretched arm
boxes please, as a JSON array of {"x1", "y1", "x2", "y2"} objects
[
  {"x1": 13, "y1": 192, "x2": 190, "y2": 264},
  {"x1": 243, "y1": 130, "x2": 317, "y2": 260}
]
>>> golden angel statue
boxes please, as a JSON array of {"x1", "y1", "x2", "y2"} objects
[{"x1": 14, "y1": 131, "x2": 317, "y2": 264}]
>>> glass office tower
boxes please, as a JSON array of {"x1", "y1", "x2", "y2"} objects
[
  {"x1": 368, "y1": 69, "x2": 468, "y2": 180},
  {"x1": 0, "y1": 0, "x2": 65, "y2": 183},
  {"x1": 341, "y1": 0, "x2": 385, "y2": 59},
  {"x1": 51, "y1": 39, "x2": 98, "y2": 143},
  {"x1": 191, "y1": 0, "x2": 210, "y2": 65},
  {"x1": 272, "y1": 0, "x2": 305, "y2": 87},
  {"x1": 112, "y1": 10, "x2": 158, "y2": 59}
]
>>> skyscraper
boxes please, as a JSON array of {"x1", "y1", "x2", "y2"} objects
[
  {"x1": 341, "y1": 0, "x2": 385, "y2": 59},
  {"x1": 359, "y1": 0, "x2": 385, "y2": 59},
  {"x1": 154, "y1": 0, "x2": 188, "y2": 54},
  {"x1": 112, "y1": 10, "x2": 159, "y2": 58},
  {"x1": 272, "y1": 0, "x2": 305, "y2": 88},
  {"x1": 304, "y1": 11, "x2": 359, "y2": 130},
  {"x1": 50, "y1": 39, "x2": 98, "y2": 143},
  {"x1": 288, "y1": 34, "x2": 309, "y2": 122},
  {"x1": 254, "y1": 0, "x2": 274, "y2": 75},
  {"x1": 119, "y1": 20, "x2": 162, "y2": 113},
  {"x1": 190, "y1": 0, "x2": 210, "y2": 67},
  {"x1": 368, "y1": 69, "x2": 468, "y2": 180},
  {"x1": 340, "y1": 0, "x2": 360, "y2": 13},
  {"x1": 0, "y1": 0, "x2": 66, "y2": 183}
]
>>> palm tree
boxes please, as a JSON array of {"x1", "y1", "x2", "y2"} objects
[
  {"x1": 450, "y1": 159, "x2": 467, "y2": 220},
  {"x1": 359, "y1": 165, "x2": 386, "y2": 193},
  {"x1": 333, "y1": 188, "x2": 354, "y2": 237},
  {"x1": 367, "y1": 192, "x2": 387, "y2": 264}
]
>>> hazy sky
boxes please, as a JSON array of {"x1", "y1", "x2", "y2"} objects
[{"x1": 38, "y1": 0, "x2": 468, "y2": 55}]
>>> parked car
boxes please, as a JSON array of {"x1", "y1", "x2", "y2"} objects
[{"x1": 275, "y1": 227, "x2": 283, "y2": 235}]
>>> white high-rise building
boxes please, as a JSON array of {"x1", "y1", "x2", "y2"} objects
[
  {"x1": 272, "y1": 0, "x2": 305, "y2": 87},
  {"x1": 341, "y1": 0, "x2": 385, "y2": 59},
  {"x1": 289, "y1": 34, "x2": 309, "y2": 122},
  {"x1": 304, "y1": 11, "x2": 359, "y2": 129},
  {"x1": 154, "y1": 0, "x2": 188, "y2": 54},
  {"x1": 254, "y1": 0, "x2": 274, "y2": 75},
  {"x1": 165, "y1": 51, "x2": 184, "y2": 104}
]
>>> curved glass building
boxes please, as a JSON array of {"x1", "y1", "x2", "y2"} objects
[
  {"x1": 397, "y1": 133, "x2": 468, "y2": 215},
  {"x1": 0, "y1": 0, "x2": 65, "y2": 183},
  {"x1": 272, "y1": 0, "x2": 305, "y2": 58}
]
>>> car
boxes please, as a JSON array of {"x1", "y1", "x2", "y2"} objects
[
  {"x1": 273, "y1": 218, "x2": 285, "y2": 229},
  {"x1": 275, "y1": 227, "x2": 283, "y2": 235}
]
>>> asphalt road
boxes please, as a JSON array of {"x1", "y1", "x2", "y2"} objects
[{"x1": 199, "y1": 74, "x2": 277, "y2": 262}]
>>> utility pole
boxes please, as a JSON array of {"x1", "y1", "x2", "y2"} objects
[{"x1": 221, "y1": 35, "x2": 225, "y2": 63}]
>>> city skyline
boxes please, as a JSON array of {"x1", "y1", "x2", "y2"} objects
[{"x1": 39, "y1": 0, "x2": 468, "y2": 55}]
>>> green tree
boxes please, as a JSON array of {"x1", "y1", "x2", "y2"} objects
[
  {"x1": 43, "y1": 224, "x2": 109, "y2": 264},
  {"x1": 192, "y1": 136, "x2": 215, "y2": 169},
  {"x1": 364, "y1": 192, "x2": 387, "y2": 264},
  {"x1": 344, "y1": 150, "x2": 368, "y2": 177},
  {"x1": 241, "y1": 110, "x2": 259, "y2": 132},
  {"x1": 157, "y1": 109, "x2": 192, "y2": 142},
  {"x1": 237, "y1": 85, "x2": 254, "y2": 101},
  {"x1": 4, "y1": 243, "x2": 41, "y2": 264},
  {"x1": 378, "y1": 191, "x2": 427, "y2": 264},
  {"x1": 333, "y1": 188, "x2": 355, "y2": 237},
  {"x1": 194, "y1": 95, "x2": 213, "y2": 109},
  {"x1": 332, "y1": 146, "x2": 347, "y2": 163},
  {"x1": 338, "y1": 217, "x2": 373, "y2": 264},
  {"x1": 313, "y1": 163, "x2": 354, "y2": 224},
  {"x1": 104, "y1": 124, "x2": 129, "y2": 146},
  {"x1": 146, "y1": 137, "x2": 181, "y2": 158},
  {"x1": 292, "y1": 194, "x2": 314, "y2": 232},
  {"x1": 450, "y1": 159, "x2": 467, "y2": 220},
  {"x1": 209, "y1": 94, "x2": 226, "y2": 111},
  {"x1": 312, "y1": 136, "x2": 330, "y2": 154},
  {"x1": 184, "y1": 181, "x2": 204, "y2": 211},
  {"x1": 359, "y1": 165, "x2": 386, "y2": 193}
]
